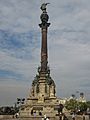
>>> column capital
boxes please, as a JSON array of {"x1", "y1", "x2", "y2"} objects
[{"x1": 39, "y1": 23, "x2": 50, "y2": 29}]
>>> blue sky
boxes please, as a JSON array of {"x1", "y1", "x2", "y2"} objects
[{"x1": 0, "y1": 0, "x2": 90, "y2": 106}]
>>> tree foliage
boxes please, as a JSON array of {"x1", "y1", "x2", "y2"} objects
[
  {"x1": 65, "y1": 99, "x2": 87, "y2": 112},
  {"x1": 86, "y1": 101, "x2": 90, "y2": 108},
  {"x1": 65, "y1": 99, "x2": 78, "y2": 111},
  {"x1": 78, "y1": 102, "x2": 87, "y2": 112}
]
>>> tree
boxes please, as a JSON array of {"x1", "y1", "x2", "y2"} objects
[
  {"x1": 65, "y1": 99, "x2": 88, "y2": 114},
  {"x1": 78, "y1": 102, "x2": 87, "y2": 112},
  {"x1": 86, "y1": 101, "x2": 90, "y2": 108},
  {"x1": 65, "y1": 99, "x2": 78, "y2": 112}
]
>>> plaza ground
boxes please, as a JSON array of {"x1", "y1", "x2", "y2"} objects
[{"x1": 0, "y1": 114, "x2": 89, "y2": 120}]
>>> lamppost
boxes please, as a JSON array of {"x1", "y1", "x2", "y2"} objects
[
  {"x1": 17, "y1": 98, "x2": 25, "y2": 107},
  {"x1": 58, "y1": 104, "x2": 64, "y2": 120},
  {"x1": 76, "y1": 91, "x2": 79, "y2": 100},
  {"x1": 14, "y1": 98, "x2": 25, "y2": 113}
]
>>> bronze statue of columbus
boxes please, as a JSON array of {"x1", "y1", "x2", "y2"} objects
[{"x1": 40, "y1": 3, "x2": 50, "y2": 12}]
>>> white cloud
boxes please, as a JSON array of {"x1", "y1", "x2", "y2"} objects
[
  {"x1": 0, "y1": 51, "x2": 39, "y2": 82},
  {"x1": 0, "y1": 78, "x2": 30, "y2": 106},
  {"x1": 0, "y1": 0, "x2": 41, "y2": 32}
]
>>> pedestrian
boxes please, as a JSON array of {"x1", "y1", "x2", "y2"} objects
[
  {"x1": 63, "y1": 114, "x2": 68, "y2": 120},
  {"x1": 59, "y1": 112, "x2": 62, "y2": 120},
  {"x1": 42, "y1": 117, "x2": 44, "y2": 120},
  {"x1": 82, "y1": 113, "x2": 85, "y2": 120},
  {"x1": 33, "y1": 110, "x2": 36, "y2": 117},
  {"x1": 46, "y1": 117, "x2": 50, "y2": 120},
  {"x1": 31, "y1": 109, "x2": 33, "y2": 115},
  {"x1": 39, "y1": 110, "x2": 42, "y2": 116},
  {"x1": 44, "y1": 114, "x2": 47, "y2": 120},
  {"x1": 72, "y1": 113, "x2": 75, "y2": 120},
  {"x1": 15, "y1": 112, "x2": 19, "y2": 118},
  {"x1": 89, "y1": 114, "x2": 90, "y2": 120}
]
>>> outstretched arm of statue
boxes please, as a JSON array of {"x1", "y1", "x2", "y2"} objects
[{"x1": 40, "y1": 3, "x2": 50, "y2": 12}]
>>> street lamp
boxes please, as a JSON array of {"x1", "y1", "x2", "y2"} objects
[
  {"x1": 17, "y1": 98, "x2": 25, "y2": 106},
  {"x1": 58, "y1": 104, "x2": 64, "y2": 120}
]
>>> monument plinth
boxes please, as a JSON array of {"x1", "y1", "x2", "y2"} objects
[{"x1": 20, "y1": 3, "x2": 60, "y2": 118}]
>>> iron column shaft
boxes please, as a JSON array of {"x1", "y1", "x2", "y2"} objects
[
  {"x1": 39, "y1": 4, "x2": 50, "y2": 73},
  {"x1": 41, "y1": 28, "x2": 48, "y2": 72}
]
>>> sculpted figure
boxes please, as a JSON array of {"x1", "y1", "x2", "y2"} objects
[{"x1": 40, "y1": 3, "x2": 50, "y2": 12}]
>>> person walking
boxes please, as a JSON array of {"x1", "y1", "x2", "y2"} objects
[
  {"x1": 59, "y1": 112, "x2": 62, "y2": 120},
  {"x1": 89, "y1": 114, "x2": 90, "y2": 120},
  {"x1": 44, "y1": 114, "x2": 47, "y2": 120},
  {"x1": 72, "y1": 113, "x2": 75, "y2": 120},
  {"x1": 46, "y1": 117, "x2": 50, "y2": 120},
  {"x1": 82, "y1": 113, "x2": 85, "y2": 120}
]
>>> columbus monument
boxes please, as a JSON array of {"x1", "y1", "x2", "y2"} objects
[{"x1": 20, "y1": 3, "x2": 60, "y2": 118}]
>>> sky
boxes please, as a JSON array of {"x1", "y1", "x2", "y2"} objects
[{"x1": 0, "y1": 0, "x2": 90, "y2": 106}]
